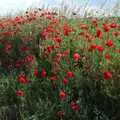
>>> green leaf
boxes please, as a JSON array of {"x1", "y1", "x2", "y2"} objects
[{"x1": 0, "y1": 43, "x2": 4, "y2": 49}]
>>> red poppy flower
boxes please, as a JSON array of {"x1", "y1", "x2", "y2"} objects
[
  {"x1": 53, "y1": 36, "x2": 62, "y2": 43},
  {"x1": 3, "y1": 31, "x2": 13, "y2": 37},
  {"x1": 20, "y1": 45, "x2": 29, "y2": 52},
  {"x1": 56, "y1": 111, "x2": 65, "y2": 118},
  {"x1": 41, "y1": 68, "x2": 47, "y2": 77},
  {"x1": 112, "y1": 32, "x2": 120, "y2": 37},
  {"x1": 64, "y1": 30, "x2": 69, "y2": 36},
  {"x1": 50, "y1": 75, "x2": 57, "y2": 81},
  {"x1": 95, "y1": 29, "x2": 102, "y2": 38},
  {"x1": 59, "y1": 90, "x2": 66, "y2": 100},
  {"x1": 104, "y1": 53, "x2": 111, "y2": 60},
  {"x1": 46, "y1": 25, "x2": 54, "y2": 32},
  {"x1": 80, "y1": 24, "x2": 88, "y2": 30},
  {"x1": 97, "y1": 45, "x2": 104, "y2": 52},
  {"x1": 63, "y1": 78, "x2": 68, "y2": 85},
  {"x1": 24, "y1": 55, "x2": 34, "y2": 64},
  {"x1": 40, "y1": 29, "x2": 48, "y2": 40},
  {"x1": 79, "y1": 32, "x2": 85, "y2": 36},
  {"x1": 84, "y1": 33, "x2": 90, "y2": 39},
  {"x1": 110, "y1": 23, "x2": 117, "y2": 28},
  {"x1": 16, "y1": 89, "x2": 24, "y2": 97},
  {"x1": 103, "y1": 71, "x2": 112, "y2": 80},
  {"x1": 103, "y1": 24, "x2": 110, "y2": 32},
  {"x1": 73, "y1": 53, "x2": 80, "y2": 61},
  {"x1": 63, "y1": 24, "x2": 72, "y2": 36},
  {"x1": 70, "y1": 101, "x2": 80, "y2": 111},
  {"x1": 46, "y1": 45, "x2": 55, "y2": 53},
  {"x1": 34, "y1": 68, "x2": 39, "y2": 77},
  {"x1": 66, "y1": 71, "x2": 74, "y2": 78},
  {"x1": 17, "y1": 74, "x2": 28, "y2": 84},
  {"x1": 84, "y1": 33, "x2": 93, "y2": 42},
  {"x1": 15, "y1": 60, "x2": 23, "y2": 68},
  {"x1": 89, "y1": 43, "x2": 97, "y2": 51},
  {"x1": 46, "y1": 15, "x2": 52, "y2": 20},
  {"x1": 106, "y1": 40, "x2": 114, "y2": 47},
  {"x1": 5, "y1": 42, "x2": 12, "y2": 53},
  {"x1": 92, "y1": 19, "x2": 98, "y2": 27},
  {"x1": 61, "y1": 49, "x2": 70, "y2": 57}
]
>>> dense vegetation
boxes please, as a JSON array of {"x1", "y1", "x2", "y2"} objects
[{"x1": 0, "y1": 9, "x2": 120, "y2": 120}]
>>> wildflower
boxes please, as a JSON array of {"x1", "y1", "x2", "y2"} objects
[
  {"x1": 5, "y1": 43, "x2": 12, "y2": 50},
  {"x1": 103, "y1": 23, "x2": 110, "y2": 32},
  {"x1": 87, "y1": 36, "x2": 93, "y2": 42},
  {"x1": 24, "y1": 55, "x2": 34, "y2": 64},
  {"x1": 79, "y1": 32, "x2": 85, "y2": 36},
  {"x1": 56, "y1": 111, "x2": 65, "y2": 118},
  {"x1": 106, "y1": 40, "x2": 114, "y2": 47},
  {"x1": 20, "y1": 45, "x2": 29, "y2": 52},
  {"x1": 103, "y1": 71, "x2": 112, "y2": 80},
  {"x1": 16, "y1": 89, "x2": 24, "y2": 97},
  {"x1": 59, "y1": 90, "x2": 66, "y2": 100},
  {"x1": 89, "y1": 43, "x2": 97, "y2": 51},
  {"x1": 84, "y1": 33, "x2": 90, "y2": 39},
  {"x1": 17, "y1": 74, "x2": 28, "y2": 84},
  {"x1": 95, "y1": 29, "x2": 102, "y2": 38},
  {"x1": 63, "y1": 23, "x2": 72, "y2": 36},
  {"x1": 92, "y1": 18, "x2": 98, "y2": 27},
  {"x1": 97, "y1": 45, "x2": 104, "y2": 52},
  {"x1": 63, "y1": 78, "x2": 68, "y2": 85},
  {"x1": 73, "y1": 53, "x2": 80, "y2": 61},
  {"x1": 3, "y1": 31, "x2": 13, "y2": 37},
  {"x1": 80, "y1": 24, "x2": 88, "y2": 30},
  {"x1": 112, "y1": 31, "x2": 120, "y2": 37},
  {"x1": 110, "y1": 23, "x2": 117, "y2": 28},
  {"x1": 66, "y1": 71, "x2": 74, "y2": 78},
  {"x1": 64, "y1": 30, "x2": 69, "y2": 36},
  {"x1": 50, "y1": 75, "x2": 57, "y2": 81},
  {"x1": 40, "y1": 29, "x2": 48, "y2": 40},
  {"x1": 34, "y1": 68, "x2": 39, "y2": 77},
  {"x1": 70, "y1": 101, "x2": 80, "y2": 112},
  {"x1": 104, "y1": 53, "x2": 111, "y2": 60},
  {"x1": 15, "y1": 60, "x2": 23, "y2": 68},
  {"x1": 46, "y1": 45, "x2": 55, "y2": 54},
  {"x1": 41, "y1": 68, "x2": 47, "y2": 77},
  {"x1": 46, "y1": 15, "x2": 52, "y2": 20},
  {"x1": 53, "y1": 36, "x2": 62, "y2": 43},
  {"x1": 61, "y1": 49, "x2": 70, "y2": 57}
]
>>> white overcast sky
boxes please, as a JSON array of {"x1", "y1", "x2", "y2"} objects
[{"x1": 0, "y1": 0, "x2": 118, "y2": 16}]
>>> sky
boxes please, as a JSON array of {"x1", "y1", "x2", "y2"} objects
[{"x1": 0, "y1": 0, "x2": 118, "y2": 16}]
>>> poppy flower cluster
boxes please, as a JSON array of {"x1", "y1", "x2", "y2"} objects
[{"x1": 0, "y1": 8, "x2": 120, "y2": 119}]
